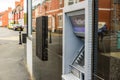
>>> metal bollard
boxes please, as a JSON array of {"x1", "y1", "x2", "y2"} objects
[
  {"x1": 49, "y1": 30, "x2": 52, "y2": 43},
  {"x1": 19, "y1": 31, "x2": 22, "y2": 45}
]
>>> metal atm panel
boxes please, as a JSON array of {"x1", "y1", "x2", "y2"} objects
[
  {"x1": 36, "y1": 16, "x2": 48, "y2": 61},
  {"x1": 62, "y1": 1, "x2": 93, "y2": 80}
]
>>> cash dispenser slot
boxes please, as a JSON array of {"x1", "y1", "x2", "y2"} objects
[{"x1": 70, "y1": 45, "x2": 85, "y2": 80}]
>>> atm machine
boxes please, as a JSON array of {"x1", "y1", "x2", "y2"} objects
[{"x1": 62, "y1": 1, "x2": 93, "y2": 80}]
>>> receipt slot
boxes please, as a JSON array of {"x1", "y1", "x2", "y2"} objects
[{"x1": 62, "y1": 1, "x2": 93, "y2": 80}]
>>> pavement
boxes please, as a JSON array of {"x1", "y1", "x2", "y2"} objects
[
  {"x1": 32, "y1": 32, "x2": 62, "y2": 80},
  {"x1": 0, "y1": 27, "x2": 31, "y2": 80}
]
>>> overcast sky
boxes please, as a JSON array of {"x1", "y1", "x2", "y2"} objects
[{"x1": 0, "y1": 0, "x2": 20, "y2": 12}]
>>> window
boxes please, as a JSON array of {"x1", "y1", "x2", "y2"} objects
[
  {"x1": 68, "y1": 0, "x2": 74, "y2": 5},
  {"x1": 68, "y1": 0, "x2": 80, "y2": 5},
  {"x1": 59, "y1": 0, "x2": 63, "y2": 7},
  {"x1": 58, "y1": 15, "x2": 63, "y2": 28},
  {"x1": 48, "y1": 17, "x2": 52, "y2": 28},
  {"x1": 60, "y1": 0, "x2": 62, "y2": 4},
  {"x1": 75, "y1": 0, "x2": 80, "y2": 3}
]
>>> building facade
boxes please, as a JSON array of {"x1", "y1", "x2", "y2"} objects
[
  {"x1": 64, "y1": 0, "x2": 83, "y2": 6},
  {"x1": 0, "y1": 8, "x2": 12, "y2": 27},
  {"x1": 12, "y1": 0, "x2": 24, "y2": 26},
  {"x1": 32, "y1": 0, "x2": 64, "y2": 32},
  {"x1": 98, "y1": 0, "x2": 112, "y2": 30},
  {"x1": 0, "y1": 0, "x2": 24, "y2": 27}
]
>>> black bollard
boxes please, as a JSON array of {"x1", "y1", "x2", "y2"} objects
[
  {"x1": 19, "y1": 31, "x2": 22, "y2": 45},
  {"x1": 49, "y1": 30, "x2": 52, "y2": 43}
]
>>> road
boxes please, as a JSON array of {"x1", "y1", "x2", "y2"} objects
[{"x1": 0, "y1": 27, "x2": 31, "y2": 80}]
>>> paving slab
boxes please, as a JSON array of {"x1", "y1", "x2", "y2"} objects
[{"x1": 0, "y1": 27, "x2": 31, "y2": 80}]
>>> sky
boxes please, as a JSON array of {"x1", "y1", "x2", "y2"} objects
[{"x1": 0, "y1": 0, "x2": 20, "y2": 12}]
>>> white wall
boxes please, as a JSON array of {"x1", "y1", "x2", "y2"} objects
[{"x1": 26, "y1": 38, "x2": 33, "y2": 77}]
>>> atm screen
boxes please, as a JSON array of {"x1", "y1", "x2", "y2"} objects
[
  {"x1": 69, "y1": 10, "x2": 85, "y2": 37},
  {"x1": 70, "y1": 14, "x2": 85, "y2": 32}
]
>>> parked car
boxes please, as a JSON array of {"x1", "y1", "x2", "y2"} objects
[
  {"x1": 13, "y1": 24, "x2": 24, "y2": 31},
  {"x1": 8, "y1": 24, "x2": 13, "y2": 29}
]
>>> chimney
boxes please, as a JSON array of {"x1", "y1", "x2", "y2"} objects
[{"x1": 15, "y1": 1, "x2": 20, "y2": 7}]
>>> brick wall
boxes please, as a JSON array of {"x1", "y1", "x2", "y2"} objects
[
  {"x1": 33, "y1": 0, "x2": 64, "y2": 32},
  {"x1": 98, "y1": 0, "x2": 112, "y2": 30},
  {"x1": 2, "y1": 11, "x2": 9, "y2": 27},
  {"x1": 99, "y1": 0, "x2": 112, "y2": 8},
  {"x1": 98, "y1": 10, "x2": 111, "y2": 29},
  {"x1": 13, "y1": 0, "x2": 24, "y2": 25}
]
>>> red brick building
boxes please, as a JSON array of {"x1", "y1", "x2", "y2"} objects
[
  {"x1": 12, "y1": 0, "x2": 24, "y2": 26},
  {"x1": 32, "y1": 0, "x2": 119, "y2": 32},
  {"x1": 98, "y1": 0, "x2": 120, "y2": 31},
  {"x1": 0, "y1": 0, "x2": 24, "y2": 27},
  {"x1": 98, "y1": 0, "x2": 112, "y2": 30},
  {"x1": 2, "y1": 11, "x2": 9, "y2": 27},
  {"x1": 32, "y1": 0, "x2": 64, "y2": 32},
  {"x1": 0, "y1": 8, "x2": 12, "y2": 27}
]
